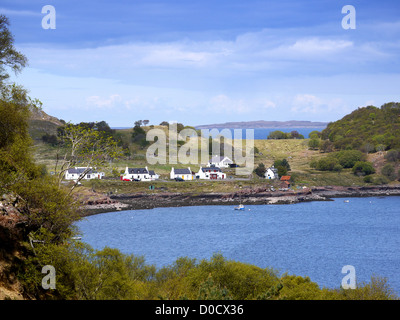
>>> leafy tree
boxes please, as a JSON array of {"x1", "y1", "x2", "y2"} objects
[
  {"x1": 308, "y1": 138, "x2": 320, "y2": 150},
  {"x1": 0, "y1": 15, "x2": 28, "y2": 86},
  {"x1": 274, "y1": 159, "x2": 291, "y2": 172},
  {"x1": 381, "y1": 164, "x2": 396, "y2": 181},
  {"x1": 254, "y1": 163, "x2": 266, "y2": 177},
  {"x1": 55, "y1": 122, "x2": 122, "y2": 192},
  {"x1": 334, "y1": 150, "x2": 365, "y2": 168},
  {"x1": 352, "y1": 161, "x2": 375, "y2": 176},
  {"x1": 385, "y1": 150, "x2": 400, "y2": 162},
  {"x1": 268, "y1": 130, "x2": 288, "y2": 139}
]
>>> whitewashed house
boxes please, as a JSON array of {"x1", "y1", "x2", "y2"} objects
[
  {"x1": 122, "y1": 166, "x2": 158, "y2": 181},
  {"x1": 65, "y1": 167, "x2": 104, "y2": 180},
  {"x1": 207, "y1": 155, "x2": 233, "y2": 168},
  {"x1": 170, "y1": 167, "x2": 194, "y2": 180},
  {"x1": 148, "y1": 170, "x2": 159, "y2": 181},
  {"x1": 265, "y1": 166, "x2": 279, "y2": 180},
  {"x1": 196, "y1": 167, "x2": 226, "y2": 180}
]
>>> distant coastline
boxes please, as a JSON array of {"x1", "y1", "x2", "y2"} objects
[{"x1": 195, "y1": 120, "x2": 328, "y2": 129}]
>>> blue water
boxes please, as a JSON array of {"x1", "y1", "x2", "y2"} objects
[
  {"x1": 202, "y1": 127, "x2": 326, "y2": 140},
  {"x1": 113, "y1": 127, "x2": 326, "y2": 140},
  {"x1": 76, "y1": 196, "x2": 400, "y2": 294}
]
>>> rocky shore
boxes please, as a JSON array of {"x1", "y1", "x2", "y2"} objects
[{"x1": 80, "y1": 184, "x2": 400, "y2": 216}]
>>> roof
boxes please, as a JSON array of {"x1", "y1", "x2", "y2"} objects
[
  {"x1": 173, "y1": 168, "x2": 192, "y2": 174},
  {"x1": 201, "y1": 167, "x2": 222, "y2": 172},
  {"x1": 67, "y1": 167, "x2": 95, "y2": 174},
  {"x1": 280, "y1": 176, "x2": 291, "y2": 181},
  {"x1": 127, "y1": 168, "x2": 148, "y2": 174},
  {"x1": 209, "y1": 155, "x2": 232, "y2": 163},
  {"x1": 149, "y1": 170, "x2": 156, "y2": 175}
]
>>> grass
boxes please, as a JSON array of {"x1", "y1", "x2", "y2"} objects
[{"x1": 31, "y1": 128, "x2": 396, "y2": 193}]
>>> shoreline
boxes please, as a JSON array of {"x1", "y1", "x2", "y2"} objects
[{"x1": 79, "y1": 184, "x2": 400, "y2": 216}]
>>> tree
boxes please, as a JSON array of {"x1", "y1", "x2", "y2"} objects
[
  {"x1": 268, "y1": 130, "x2": 288, "y2": 139},
  {"x1": 308, "y1": 138, "x2": 320, "y2": 150},
  {"x1": 352, "y1": 161, "x2": 375, "y2": 176},
  {"x1": 55, "y1": 122, "x2": 122, "y2": 193},
  {"x1": 274, "y1": 159, "x2": 291, "y2": 172},
  {"x1": 0, "y1": 15, "x2": 28, "y2": 87},
  {"x1": 143, "y1": 120, "x2": 150, "y2": 126},
  {"x1": 254, "y1": 163, "x2": 266, "y2": 177},
  {"x1": 381, "y1": 164, "x2": 396, "y2": 181}
]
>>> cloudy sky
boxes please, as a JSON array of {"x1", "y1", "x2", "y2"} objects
[{"x1": 1, "y1": 0, "x2": 399, "y2": 127}]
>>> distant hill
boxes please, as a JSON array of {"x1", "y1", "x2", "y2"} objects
[
  {"x1": 28, "y1": 108, "x2": 63, "y2": 140},
  {"x1": 195, "y1": 120, "x2": 328, "y2": 129},
  {"x1": 321, "y1": 102, "x2": 400, "y2": 151}
]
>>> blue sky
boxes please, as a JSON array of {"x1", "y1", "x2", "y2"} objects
[{"x1": 1, "y1": 0, "x2": 400, "y2": 127}]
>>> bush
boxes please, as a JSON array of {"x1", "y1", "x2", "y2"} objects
[
  {"x1": 315, "y1": 157, "x2": 339, "y2": 171},
  {"x1": 381, "y1": 164, "x2": 397, "y2": 181},
  {"x1": 385, "y1": 150, "x2": 400, "y2": 162},
  {"x1": 363, "y1": 175, "x2": 373, "y2": 183},
  {"x1": 334, "y1": 150, "x2": 365, "y2": 168},
  {"x1": 352, "y1": 161, "x2": 375, "y2": 176}
]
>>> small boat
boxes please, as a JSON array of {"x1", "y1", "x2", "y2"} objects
[
  {"x1": 71, "y1": 236, "x2": 82, "y2": 240},
  {"x1": 234, "y1": 204, "x2": 245, "y2": 210},
  {"x1": 344, "y1": 200, "x2": 349, "y2": 203}
]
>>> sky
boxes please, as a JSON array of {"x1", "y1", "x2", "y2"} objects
[{"x1": 1, "y1": 0, "x2": 400, "y2": 127}]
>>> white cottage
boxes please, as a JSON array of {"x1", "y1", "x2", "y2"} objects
[
  {"x1": 196, "y1": 167, "x2": 226, "y2": 180},
  {"x1": 265, "y1": 166, "x2": 279, "y2": 180},
  {"x1": 170, "y1": 167, "x2": 194, "y2": 180},
  {"x1": 122, "y1": 166, "x2": 158, "y2": 181},
  {"x1": 65, "y1": 167, "x2": 104, "y2": 180},
  {"x1": 207, "y1": 155, "x2": 233, "y2": 168}
]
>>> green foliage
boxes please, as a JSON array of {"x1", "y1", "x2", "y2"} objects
[
  {"x1": 254, "y1": 163, "x2": 266, "y2": 177},
  {"x1": 308, "y1": 138, "x2": 320, "y2": 150},
  {"x1": 0, "y1": 15, "x2": 28, "y2": 85},
  {"x1": 334, "y1": 150, "x2": 365, "y2": 168},
  {"x1": 321, "y1": 103, "x2": 400, "y2": 151},
  {"x1": 268, "y1": 130, "x2": 304, "y2": 140},
  {"x1": 381, "y1": 164, "x2": 397, "y2": 181},
  {"x1": 385, "y1": 150, "x2": 400, "y2": 162},
  {"x1": 20, "y1": 246, "x2": 399, "y2": 300},
  {"x1": 363, "y1": 175, "x2": 373, "y2": 183},
  {"x1": 352, "y1": 161, "x2": 375, "y2": 176}
]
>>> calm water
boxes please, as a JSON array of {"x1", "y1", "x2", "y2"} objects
[
  {"x1": 76, "y1": 196, "x2": 400, "y2": 294},
  {"x1": 204, "y1": 127, "x2": 326, "y2": 140}
]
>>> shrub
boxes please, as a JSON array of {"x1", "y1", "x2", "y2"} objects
[
  {"x1": 352, "y1": 161, "x2": 375, "y2": 176},
  {"x1": 381, "y1": 164, "x2": 397, "y2": 181},
  {"x1": 334, "y1": 150, "x2": 365, "y2": 168},
  {"x1": 363, "y1": 175, "x2": 373, "y2": 183}
]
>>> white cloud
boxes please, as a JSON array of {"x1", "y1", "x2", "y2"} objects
[
  {"x1": 85, "y1": 94, "x2": 122, "y2": 109},
  {"x1": 0, "y1": 8, "x2": 40, "y2": 16}
]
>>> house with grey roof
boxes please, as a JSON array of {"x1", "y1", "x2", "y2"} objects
[
  {"x1": 170, "y1": 167, "x2": 194, "y2": 180},
  {"x1": 196, "y1": 167, "x2": 226, "y2": 180},
  {"x1": 65, "y1": 167, "x2": 104, "y2": 180},
  {"x1": 122, "y1": 166, "x2": 158, "y2": 181}
]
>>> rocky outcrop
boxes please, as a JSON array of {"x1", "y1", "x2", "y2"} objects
[{"x1": 81, "y1": 184, "x2": 400, "y2": 215}]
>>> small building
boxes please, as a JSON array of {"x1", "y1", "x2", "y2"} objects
[
  {"x1": 149, "y1": 170, "x2": 159, "y2": 180},
  {"x1": 280, "y1": 175, "x2": 292, "y2": 188},
  {"x1": 65, "y1": 167, "x2": 104, "y2": 180},
  {"x1": 196, "y1": 167, "x2": 226, "y2": 180},
  {"x1": 170, "y1": 167, "x2": 194, "y2": 180},
  {"x1": 207, "y1": 155, "x2": 233, "y2": 168},
  {"x1": 122, "y1": 166, "x2": 157, "y2": 181},
  {"x1": 265, "y1": 166, "x2": 279, "y2": 180}
]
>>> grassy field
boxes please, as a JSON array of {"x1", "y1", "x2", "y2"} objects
[{"x1": 31, "y1": 127, "x2": 381, "y2": 195}]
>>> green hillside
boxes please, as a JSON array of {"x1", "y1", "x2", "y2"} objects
[{"x1": 321, "y1": 102, "x2": 400, "y2": 152}]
